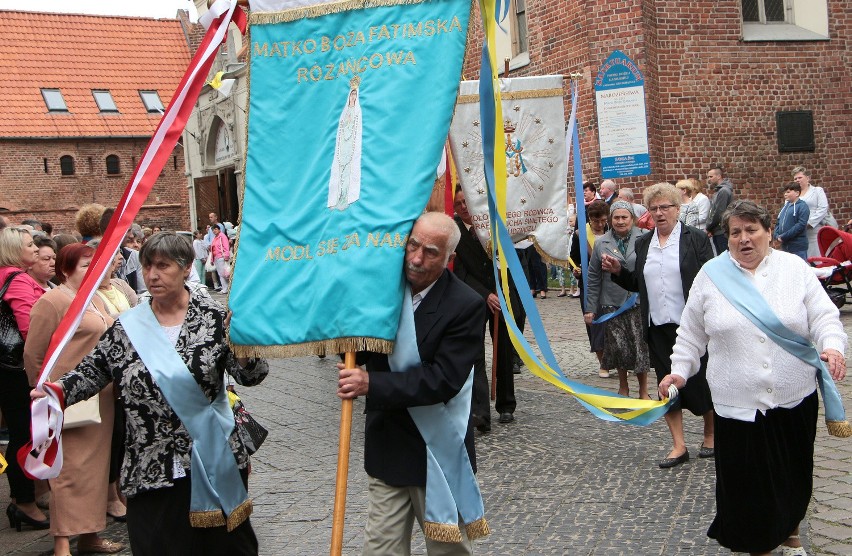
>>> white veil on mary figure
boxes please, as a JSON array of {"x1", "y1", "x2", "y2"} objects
[{"x1": 328, "y1": 76, "x2": 363, "y2": 211}]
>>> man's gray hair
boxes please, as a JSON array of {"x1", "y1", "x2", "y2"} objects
[
  {"x1": 139, "y1": 232, "x2": 195, "y2": 269},
  {"x1": 600, "y1": 179, "x2": 617, "y2": 195},
  {"x1": 722, "y1": 200, "x2": 771, "y2": 234},
  {"x1": 618, "y1": 187, "x2": 635, "y2": 202},
  {"x1": 416, "y1": 212, "x2": 461, "y2": 262}
]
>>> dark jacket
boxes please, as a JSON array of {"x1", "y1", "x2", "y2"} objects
[
  {"x1": 452, "y1": 216, "x2": 496, "y2": 300},
  {"x1": 610, "y1": 224, "x2": 714, "y2": 340},
  {"x1": 362, "y1": 270, "x2": 486, "y2": 487},
  {"x1": 774, "y1": 199, "x2": 810, "y2": 254},
  {"x1": 706, "y1": 178, "x2": 734, "y2": 237}
]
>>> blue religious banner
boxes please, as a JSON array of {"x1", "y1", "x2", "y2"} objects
[
  {"x1": 594, "y1": 50, "x2": 651, "y2": 179},
  {"x1": 230, "y1": 0, "x2": 473, "y2": 356}
]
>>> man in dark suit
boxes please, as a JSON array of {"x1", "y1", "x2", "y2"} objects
[
  {"x1": 601, "y1": 182, "x2": 715, "y2": 469},
  {"x1": 337, "y1": 211, "x2": 486, "y2": 555},
  {"x1": 451, "y1": 188, "x2": 525, "y2": 427}
]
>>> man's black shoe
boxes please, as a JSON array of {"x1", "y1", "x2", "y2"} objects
[
  {"x1": 476, "y1": 423, "x2": 491, "y2": 433},
  {"x1": 498, "y1": 412, "x2": 514, "y2": 424},
  {"x1": 512, "y1": 361, "x2": 521, "y2": 375}
]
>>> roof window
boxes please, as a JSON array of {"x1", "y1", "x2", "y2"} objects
[
  {"x1": 139, "y1": 90, "x2": 164, "y2": 113},
  {"x1": 41, "y1": 88, "x2": 68, "y2": 112},
  {"x1": 93, "y1": 90, "x2": 118, "y2": 113}
]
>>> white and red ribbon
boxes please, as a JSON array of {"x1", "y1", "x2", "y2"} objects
[{"x1": 20, "y1": 0, "x2": 244, "y2": 479}]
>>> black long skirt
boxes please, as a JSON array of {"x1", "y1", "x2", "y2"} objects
[
  {"x1": 708, "y1": 391, "x2": 818, "y2": 553},
  {"x1": 126, "y1": 470, "x2": 258, "y2": 556},
  {"x1": 647, "y1": 321, "x2": 713, "y2": 415}
]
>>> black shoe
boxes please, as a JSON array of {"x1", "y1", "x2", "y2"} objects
[
  {"x1": 6, "y1": 503, "x2": 49, "y2": 532},
  {"x1": 658, "y1": 451, "x2": 689, "y2": 469},
  {"x1": 498, "y1": 412, "x2": 515, "y2": 424},
  {"x1": 698, "y1": 443, "x2": 715, "y2": 458},
  {"x1": 476, "y1": 423, "x2": 491, "y2": 433},
  {"x1": 512, "y1": 362, "x2": 521, "y2": 375}
]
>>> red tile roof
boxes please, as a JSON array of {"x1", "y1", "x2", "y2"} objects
[{"x1": 0, "y1": 10, "x2": 191, "y2": 138}]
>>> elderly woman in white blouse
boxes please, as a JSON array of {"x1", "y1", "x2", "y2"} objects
[{"x1": 659, "y1": 200, "x2": 847, "y2": 556}]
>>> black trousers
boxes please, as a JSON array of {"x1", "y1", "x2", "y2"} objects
[
  {"x1": 126, "y1": 470, "x2": 258, "y2": 556},
  {"x1": 470, "y1": 288, "x2": 526, "y2": 419},
  {"x1": 0, "y1": 368, "x2": 36, "y2": 503}
]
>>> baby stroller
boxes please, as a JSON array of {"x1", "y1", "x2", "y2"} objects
[{"x1": 808, "y1": 226, "x2": 852, "y2": 309}]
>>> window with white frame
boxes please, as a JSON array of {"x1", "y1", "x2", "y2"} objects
[
  {"x1": 41, "y1": 88, "x2": 68, "y2": 112},
  {"x1": 92, "y1": 90, "x2": 118, "y2": 113},
  {"x1": 139, "y1": 90, "x2": 164, "y2": 113},
  {"x1": 741, "y1": 0, "x2": 829, "y2": 41}
]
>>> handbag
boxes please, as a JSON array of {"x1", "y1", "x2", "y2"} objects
[
  {"x1": 636, "y1": 210, "x2": 655, "y2": 230},
  {"x1": 0, "y1": 271, "x2": 25, "y2": 371},
  {"x1": 63, "y1": 393, "x2": 101, "y2": 429},
  {"x1": 227, "y1": 389, "x2": 268, "y2": 455}
]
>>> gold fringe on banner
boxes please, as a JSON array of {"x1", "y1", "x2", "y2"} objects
[
  {"x1": 250, "y1": 0, "x2": 435, "y2": 24},
  {"x1": 456, "y1": 87, "x2": 565, "y2": 105},
  {"x1": 531, "y1": 236, "x2": 569, "y2": 268},
  {"x1": 827, "y1": 419, "x2": 852, "y2": 438},
  {"x1": 231, "y1": 337, "x2": 395, "y2": 359},
  {"x1": 465, "y1": 517, "x2": 490, "y2": 540},
  {"x1": 423, "y1": 521, "x2": 463, "y2": 543}
]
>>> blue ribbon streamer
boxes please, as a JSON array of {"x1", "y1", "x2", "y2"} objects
[
  {"x1": 477, "y1": 41, "x2": 670, "y2": 425},
  {"x1": 592, "y1": 293, "x2": 639, "y2": 325}
]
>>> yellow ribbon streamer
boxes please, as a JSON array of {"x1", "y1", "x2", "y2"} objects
[{"x1": 480, "y1": 0, "x2": 667, "y2": 422}]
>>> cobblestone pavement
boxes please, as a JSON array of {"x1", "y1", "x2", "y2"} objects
[{"x1": 3, "y1": 293, "x2": 851, "y2": 555}]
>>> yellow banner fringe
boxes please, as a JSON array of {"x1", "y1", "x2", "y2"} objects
[
  {"x1": 231, "y1": 337, "x2": 395, "y2": 358},
  {"x1": 456, "y1": 87, "x2": 565, "y2": 104},
  {"x1": 250, "y1": 0, "x2": 437, "y2": 24}
]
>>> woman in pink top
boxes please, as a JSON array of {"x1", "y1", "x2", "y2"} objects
[
  {"x1": 0, "y1": 227, "x2": 49, "y2": 531},
  {"x1": 210, "y1": 226, "x2": 231, "y2": 294}
]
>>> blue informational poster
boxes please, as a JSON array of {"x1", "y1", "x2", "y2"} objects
[{"x1": 594, "y1": 50, "x2": 651, "y2": 179}]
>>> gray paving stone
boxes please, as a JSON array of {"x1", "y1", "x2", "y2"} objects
[{"x1": 2, "y1": 293, "x2": 850, "y2": 554}]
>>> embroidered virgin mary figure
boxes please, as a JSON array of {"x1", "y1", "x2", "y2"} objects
[{"x1": 327, "y1": 76, "x2": 363, "y2": 211}]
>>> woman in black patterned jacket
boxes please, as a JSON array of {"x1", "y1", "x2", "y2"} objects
[{"x1": 34, "y1": 233, "x2": 268, "y2": 555}]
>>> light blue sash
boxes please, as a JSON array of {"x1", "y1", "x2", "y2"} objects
[
  {"x1": 120, "y1": 302, "x2": 252, "y2": 529},
  {"x1": 703, "y1": 255, "x2": 851, "y2": 437},
  {"x1": 387, "y1": 286, "x2": 489, "y2": 542}
]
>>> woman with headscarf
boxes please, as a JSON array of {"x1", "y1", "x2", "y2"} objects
[{"x1": 584, "y1": 201, "x2": 650, "y2": 398}]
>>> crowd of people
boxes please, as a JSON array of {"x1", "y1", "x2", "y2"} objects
[
  {"x1": 0, "y1": 161, "x2": 847, "y2": 556},
  {"x1": 451, "y1": 163, "x2": 846, "y2": 556},
  {"x1": 0, "y1": 205, "x2": 261, "y2": 554}
]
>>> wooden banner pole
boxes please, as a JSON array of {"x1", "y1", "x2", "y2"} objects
[
  {"x1": 490, "y1": 312, "x2": 499, "y2": 401},
  {"x1": 330, "y1": 351, "x2": 356, "y2": 556}
]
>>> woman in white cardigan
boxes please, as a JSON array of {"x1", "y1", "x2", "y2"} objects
[{"x1": 659, "y1": 200, "x2": 847, "y2": 556}]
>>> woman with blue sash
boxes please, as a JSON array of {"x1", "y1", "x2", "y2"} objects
[
  {"x1": 659, "y1": 201, "x2": 848, "y2": 556},
  {"x1": 33, "y1": 233, "x2": 269, "y2": 555},
  {"x1": 584, "y1": 201, "x2": 650, "y2": 399}
]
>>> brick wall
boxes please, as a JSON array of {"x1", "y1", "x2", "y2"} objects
[
  {"x1": 461, "y1": 0, "x2": 852, "y2": 221},
  {"x1": 0, "y1": 138, "x2": 189, "y2": 233}
]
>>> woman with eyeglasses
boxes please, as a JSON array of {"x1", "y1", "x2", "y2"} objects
[{"x1": 600, "y1": 182, "x2": 715, "y2": 469}]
